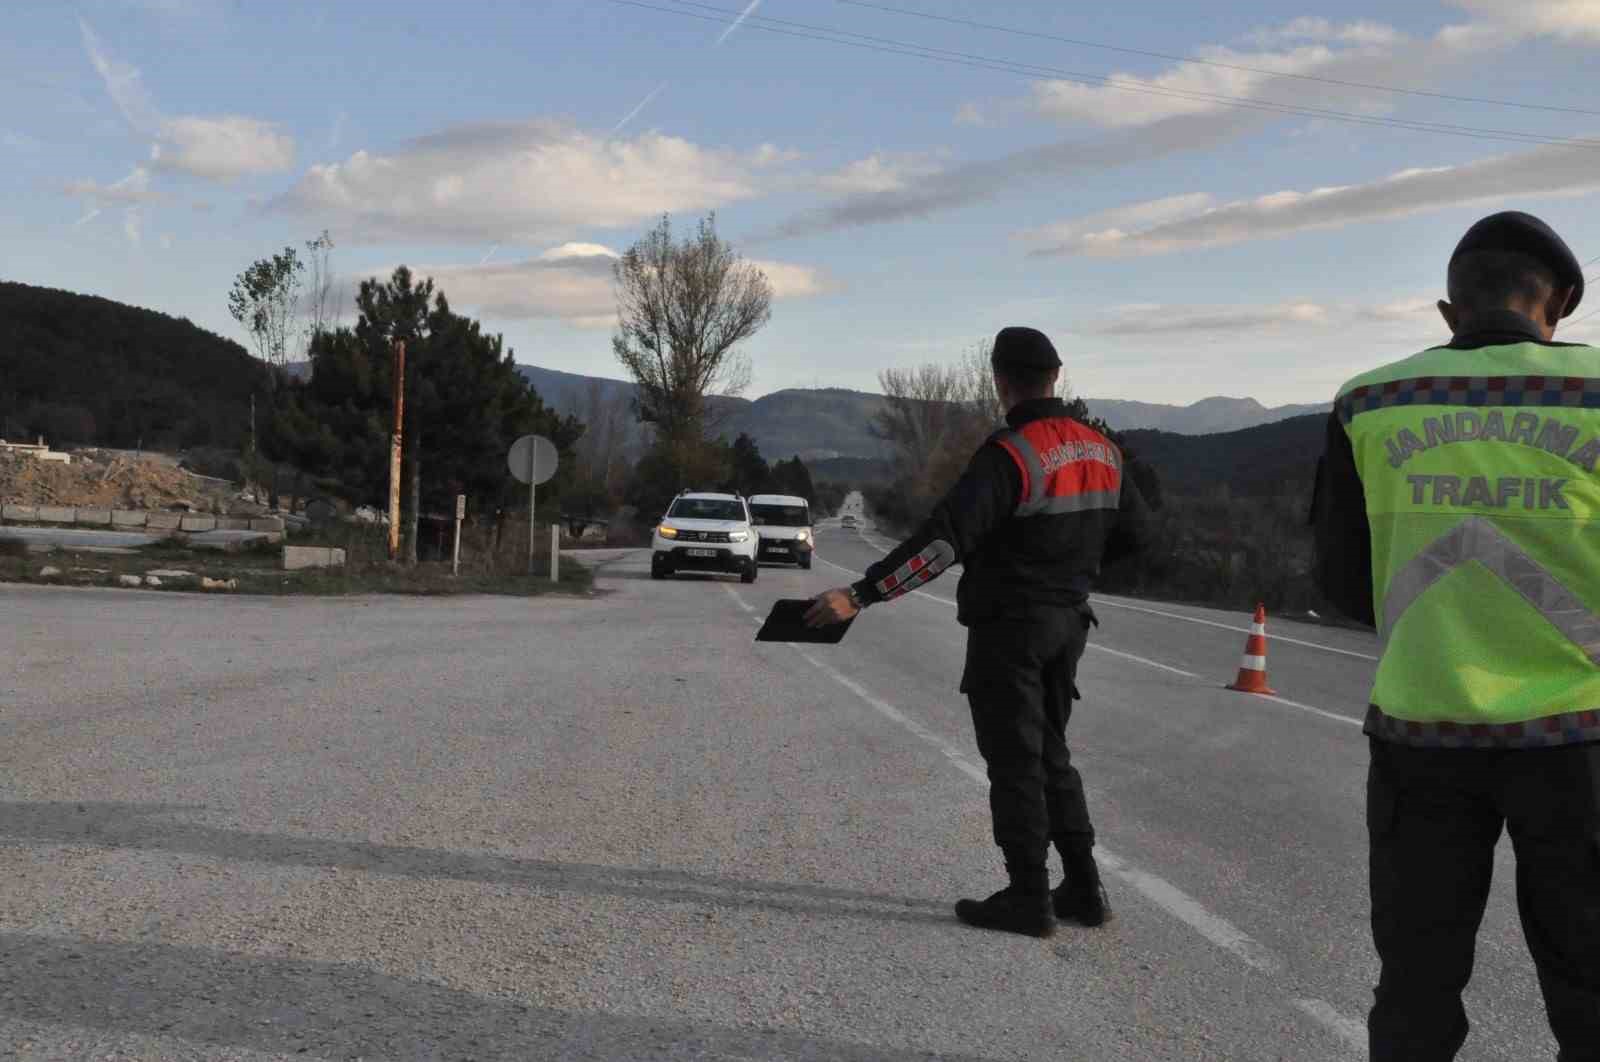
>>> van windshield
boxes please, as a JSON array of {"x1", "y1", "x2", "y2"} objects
[{"x1": 750, "y1": 504, "x2": 809, "y2": 527}]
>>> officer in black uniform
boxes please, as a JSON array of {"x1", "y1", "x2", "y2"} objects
[{"x1": 806, "y1": 326, "x2": 1149, "y2": 937}]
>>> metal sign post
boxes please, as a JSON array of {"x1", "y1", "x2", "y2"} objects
[
  {"x1": 452, "y1": 494, "x2": 466, "y2": 576},
  {"x1": 507, "y1": 435, "x2": 559, "y2": 577},
  {"x1": 387, "y1": 339, "x2": 405, "y2": 561},
  {"x1": 551, "y1": 518, "x2": 559, "y2": 581}
]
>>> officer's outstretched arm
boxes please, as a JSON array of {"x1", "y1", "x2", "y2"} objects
[{"x1": 850, "y1": 444, "x2": 1021, "y2": 607}]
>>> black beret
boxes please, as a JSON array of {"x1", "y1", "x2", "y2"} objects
[
  {"x1": 991, "y1": 326, "x2": 1061, "y2": 372},
  {"x1": 1450, "y1": 211, "x2": 1584, "y2": 317}
]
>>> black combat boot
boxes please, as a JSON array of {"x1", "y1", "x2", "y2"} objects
[
  {"x1": 954, "y1": 860, "x2": 1055, "y2": 938},
  {"x1": 1053, "y1": 840, "x2": 1112, "y2": 927}
]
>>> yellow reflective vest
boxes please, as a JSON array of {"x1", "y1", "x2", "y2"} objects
[{"x1": 1334, "y1": 322, "x2": 1600, "y2": 746}]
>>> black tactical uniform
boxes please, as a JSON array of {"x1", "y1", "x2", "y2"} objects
[{"x1": 852, "y1": 327, "x2": 1149, "y2": 936}]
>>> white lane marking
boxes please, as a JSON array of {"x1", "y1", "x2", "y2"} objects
[
  {"x1": 806, "y1": 538, "x2": 1369, "y2": 1048},
  {"x1": 1254, "y1": 693, "x2": 1364, "y2": 728},
  {"x1": 1292, "y1": 998, "x2": 1368, "y2": 1055},
  {"x1": 828, "y1": 537, "x2": 1371, "y2": 725},
  {"x1": 725, "y1": 583, "x2": 1287, "y2": 978},
  {"x1": 845, "y1": 525, "x2": 1379, "y2": 663},
  {"x1": 815, "y1": 554, "x2": 1199, "y2": 678},
  {"x1": 1092, "y1": 644, "x2": 1200, "y2": 678},
  {"x1": 1093, "y1": 596, "x2": 1379, "y2": 662}
]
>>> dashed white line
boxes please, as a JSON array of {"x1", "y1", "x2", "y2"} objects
[
  {"x1": 792, "y1": 544, "x2": 1372, "y2": 1047},
  {"x1": 816, "y1": 553, "x2": 1199, "y2": 678},
  {"x1": 1093, "y1": 596, "x2": 1379, "y2": 662},
  {"x1": 844, "y1": 525, "x2": 1378, "y2": 662},
  {"x1": 1292, "y1": 998, "x2": 1368, "y2": 1055}
]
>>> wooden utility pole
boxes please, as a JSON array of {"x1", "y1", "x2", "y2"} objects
[{"x1": 387, "y1": 339, "x2": 405, "y2": 561}]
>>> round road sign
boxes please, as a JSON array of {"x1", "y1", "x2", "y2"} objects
[{"x1": 508, "y1": 434, "x2": 559, "y2": 486}]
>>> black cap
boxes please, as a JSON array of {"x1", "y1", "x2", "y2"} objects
[
  {"x1": 991, "y1": 326, "x2": 1061, "y2": 372},
  {"x1": 1450, "y1": 211, "x2": 1584, "y2": 317}
]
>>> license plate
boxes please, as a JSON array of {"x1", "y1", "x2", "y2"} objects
[{"x1": 686, "y1": 548, "x2": 716, "y2": 558}]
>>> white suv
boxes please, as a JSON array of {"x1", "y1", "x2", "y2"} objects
[{"x1": 651, "y1": 491, "x2": 759, "y2": 583}]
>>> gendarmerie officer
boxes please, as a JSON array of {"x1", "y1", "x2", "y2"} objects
[
  {"x1": 806, "y1": 326, "x2": 1149, "y2": 937},
  {"x1": 1313, "y1": 211, "x2": 1600, "y2": 1060}
]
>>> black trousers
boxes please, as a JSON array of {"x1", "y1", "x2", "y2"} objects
[
  {"x1": 1368, "y1": 737, "x2": 1600, "y2": 1062},
  {"x1": 961, "y1": 607, "x2": 1094, "y2": 870}
]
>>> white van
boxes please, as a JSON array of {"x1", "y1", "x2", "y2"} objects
[{"x1": 748, "y1": 494, "x2": 813, "y2": 569}]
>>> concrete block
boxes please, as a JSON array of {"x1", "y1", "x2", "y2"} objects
[
  {"x1": 2, "y1": 505, "x2": 39, "y2": 522},
  {"x1": 216, "y1": 517, "x2": 251, "y2": 531},
  {"x1": 146, "y1": 512, "x2": 183, "y2": 532},
  {"x1": 38, "y1": 566, "x2": 62, "y2": 578},
  {"x1": 201, "y1": 577, "x2": 238, "y2": 591},
  {"x1": 36, "y1": 506, "x2": 75, "y2": 524},
  {"x1": 180, "y1": 515, "x2": 217, "y2": 532},
  {"x1": 250, "y1": 517, "x2": 285, "y2": 533},
  {"x1": 76, "y1": 508, "x2": 112, "y2": 527},
  {"x1": 111, "y1": 510, "x2": 148, "y2": 528},
  {"x1": 283, "y1": 545, "x2": 346, "y2": 571},
  {"x1": 117, "y1": 574, "x2": 143, "y2": 588}
]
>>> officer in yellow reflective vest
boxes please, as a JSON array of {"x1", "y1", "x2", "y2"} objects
[{"x1": 1314, "y1": 211, "x2": 1599, "y2": 1061}]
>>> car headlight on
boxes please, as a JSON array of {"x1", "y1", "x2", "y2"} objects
[
  {"x1": 728, "y1": 530, "x2": 750, "y2": 542},
  {"x1": 657, "y1": 525, "x2": 678, "y2": 539},
  {"x1": 797, "y1": 529, "x2": 810, "y2": 541}
]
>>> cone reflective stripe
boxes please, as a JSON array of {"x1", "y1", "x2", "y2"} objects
[{"x1": 1227, "y1": 603, "x2": 1275, "y2": 695}]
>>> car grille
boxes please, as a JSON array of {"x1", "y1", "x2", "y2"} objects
[{"x1": 675, "y1": 530, "x2": 732, "y2": 543}]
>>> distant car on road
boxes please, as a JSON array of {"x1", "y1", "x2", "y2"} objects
[
  {"x1": 841, "y1": 514, "x2": 858, "y2": 528},
  {"x1": 749, "y1": 493, "x2": 813, "y2": 569},
  {"x1": 651, "y1": 491, "x2": 759, "y2": 583}
]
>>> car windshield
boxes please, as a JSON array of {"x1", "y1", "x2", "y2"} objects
[
  {"x1": 669, "y1": 498, "x2": 745, "y2": 522},
  {"x1": 750, "y1": 504, "x2": 809, "y2": 527}
]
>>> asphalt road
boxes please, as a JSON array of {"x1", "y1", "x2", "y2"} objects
[{"x1": 0, "y1": 505, "x2": 1559, "y2": 1060}]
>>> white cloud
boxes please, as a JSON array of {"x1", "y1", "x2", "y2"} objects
[
  {"x1": 275, "y1": 121, "x2": 784, "y2": 243},
  {"x1": 150, "y1": 116, "x2": 295, "y2": 179},
  {"x1": 1028, "y1": 19, "x2": 1423, "y2": 130},
  {"x1": 364, "y1": 244, "x2": 832, "y2": 325},
  {"x1": 1017, "y1": 193, "x2": 1215, "y2": 254},
  {"x1": 1249, "y1": 17, "x2": 1404, "y2": 47},
  {"x1": 954, "y1": 103, "x2": 989, "y2": 127},
  {"x1": 79, "y1": 16, "x2": 294, "y2": 180},
  {"x1": 1076, "y1": 300, "x2": 1331, "y2": 336},
  {"x1": 65, "y1": 166, "x2": 161, "y2": 205},
  {"x1": 818, "y1": 153, "x2": 944, "y2": 195},
  {"x1": 747, "y1": 259, "x2": 839, "y2": 298},
  {"x1": 540, "y1": 242, "x2": 620, "y2": 261},
  {"x1": 78, "y1": 18, "x2": 159, "y2": 131},
  {"x1": 1022, "y1": 139, "x2": 1600, "y2": 258},
  {"x1": 1450, "y1": 0, "x2": 1600, "y2": 43}
]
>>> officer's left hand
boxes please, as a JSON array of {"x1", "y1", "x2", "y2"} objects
[{"x1": 804, "y1": 588, "x2": 859, "y2": 627}]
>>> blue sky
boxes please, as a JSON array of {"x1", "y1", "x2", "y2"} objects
[{"x1": 3, "y1": 0, "x2": 1598, "y2": 407}]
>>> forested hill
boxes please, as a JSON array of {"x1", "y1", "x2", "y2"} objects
[
  {"x1": 0, "y1": 281, "x2": 267, "y2": 450},
  {"x1": 1120, "y1": 413, "x2": 1330, "y2": 498}
]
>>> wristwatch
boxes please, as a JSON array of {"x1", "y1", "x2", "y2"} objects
[{"x1": 846, "y1": 585, "x2": 866, "y2": 610}]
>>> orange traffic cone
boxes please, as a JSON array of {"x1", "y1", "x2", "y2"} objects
[{"x1": 1226, "y1": 603, "x2": 1276, "y2": 695}]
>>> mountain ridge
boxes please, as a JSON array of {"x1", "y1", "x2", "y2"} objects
[{"x1": 516, "y1": 364, "x2": 1328, "y2": 461}]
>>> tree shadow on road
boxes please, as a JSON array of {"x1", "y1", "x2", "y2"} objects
[
  {"x1": 0, "y1": 801, "x2": 951, "y2": 930},
  {"x1": 0, "y1": 929, "x2": 1000, "y2": 1061}
]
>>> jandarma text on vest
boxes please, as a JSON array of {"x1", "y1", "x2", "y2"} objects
[
  {"x1": 1404, "y1": 475, "x2": 1571, "y2": 510},
  {"x1": 1038, "y1": 439, "x2": 1117, "y2": 475},
  {"x1": 1382, "y1": 411, "x2": 1600, "y2": 472}
]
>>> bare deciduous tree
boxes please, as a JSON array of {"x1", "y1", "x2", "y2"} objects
[
  {"x1": 612, "y1": 214, "x2": 771, "y2": 448},
  {"x1": 228, "y1": 247, "x2": 304, "y2": 373},
  {"x1": 303, "y1": 229, "x2": 337, "y2": 347}
]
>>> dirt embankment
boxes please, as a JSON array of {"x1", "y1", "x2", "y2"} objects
[{"x1": 0, "y1": 451, "x2": 235, "y2": 512}]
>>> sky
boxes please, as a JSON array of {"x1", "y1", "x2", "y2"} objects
[{"x1": 3, "y1": 0, "x2": 1599, "y2": 407}]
